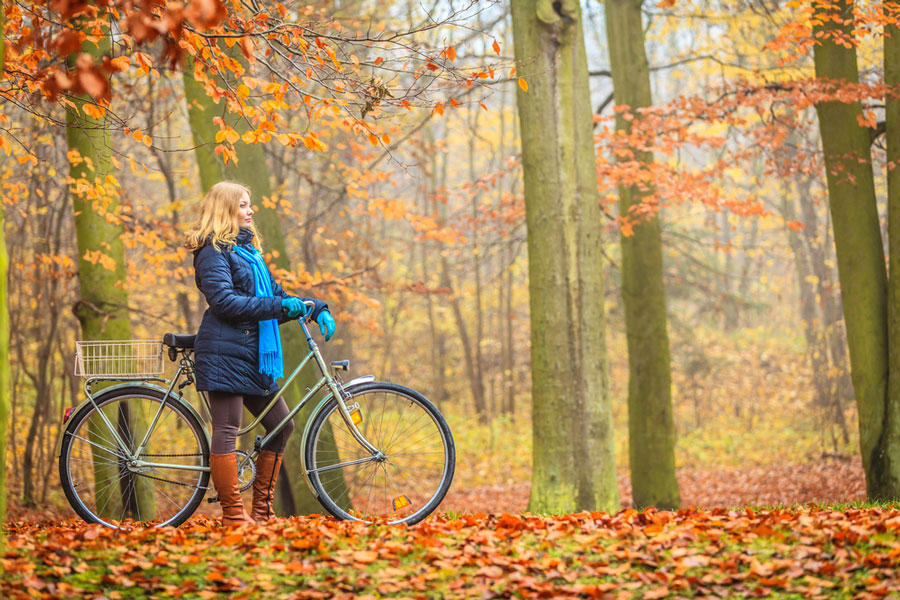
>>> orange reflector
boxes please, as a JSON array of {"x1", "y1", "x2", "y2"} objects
[
  {"x1": 350, "y1": 409, "x2": 362, "y2": 425},
  {"x1": 392, "y1": 495, "x2": 411, "y2": 511}
]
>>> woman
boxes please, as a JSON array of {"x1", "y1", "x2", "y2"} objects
[{"x1": 184, "y1": 181, "x2": 336, "y2": 526}]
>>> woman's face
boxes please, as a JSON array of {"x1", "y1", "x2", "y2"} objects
[{"x1": 237, "y1": 191, "x2": 253, "y2": 227}]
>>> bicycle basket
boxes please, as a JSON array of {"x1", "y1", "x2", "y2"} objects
[{"x1": 74, "y1": 340, "x2": 165, "y2": 378}]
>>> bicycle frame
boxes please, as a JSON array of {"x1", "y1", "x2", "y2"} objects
[{"x1": 59, "y1": 319, "x2": 382, "y2": 482}]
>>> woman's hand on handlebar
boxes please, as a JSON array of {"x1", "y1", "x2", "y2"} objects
[{"x1": 281, "y1": 297, "x2": 308, "y2": 319}]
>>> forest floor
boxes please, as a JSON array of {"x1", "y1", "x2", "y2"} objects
[
  {"x1": 2, "y1": 457, "x2": 866, "y2": 524},
  {"x1": 3, "y1": 457, "x2": 889, "y2": 599},
  {"x1": 440, "y1": 457, "x2": 867, "y2": 515},
  {"x1": 3, "y1": 502, "x2": 899, "y2": 599}
]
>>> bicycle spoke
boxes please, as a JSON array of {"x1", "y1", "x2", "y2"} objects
[
  {"x1": 62, "y1": 391, "x2": 207, "y2": 528},
  {"x1": 310, "y1": 385, "x2": 453, "y2": 525}
]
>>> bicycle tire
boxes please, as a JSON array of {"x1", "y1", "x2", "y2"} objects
[
  {"x1": 59, "y1": 386, "x2": 209, "y2": 528},
  {"x1": 305, "y1": 382, "x2": 455, "y2": 525}
]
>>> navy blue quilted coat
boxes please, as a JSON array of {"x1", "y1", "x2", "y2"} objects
[{"x1": 193, "y1": 228, "x2": 327, "y2": 395}]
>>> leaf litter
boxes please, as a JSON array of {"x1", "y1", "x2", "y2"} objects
[{"x1": 3, "y1": 502, "x2": 900, "y2": 599}]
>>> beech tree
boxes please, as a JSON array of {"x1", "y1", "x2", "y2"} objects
[
  {"x1": 65, "y1": 15, "x2": 157, "y2": 520},
  {"x1": 511, "y1": 0, "x2": 618, "y2": 513},
  {"x1": 604, "y1": 0, "x2": 680, "y2": 510},
  {"x1": 0, "y1": 8, "x2": 8, "y2": 531},
  {"x1": 811, "y1": 0, "x2": 900, "y2": 499}
]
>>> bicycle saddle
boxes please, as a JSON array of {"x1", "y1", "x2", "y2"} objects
[{"x1": 163, "y1": 333, "x2": 196, "y2": 349}]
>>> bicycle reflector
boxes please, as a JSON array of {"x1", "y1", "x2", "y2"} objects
[
  {"x1": 63, "y1": 407, "x2": 74, "y2": 422},
  {"x1": 392, "y1": 495, "x2": 411, "y2": 511},
  {"x1": 350, "y1": 409, "x2": 362, "y2": 425}
]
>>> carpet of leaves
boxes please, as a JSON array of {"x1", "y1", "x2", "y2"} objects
[
  {"x1": 3, "y1": 505, "x2": 900, "y2": 599},
  {"x1": 439, "y1": 459, "x2": 866, "y2": 515}
]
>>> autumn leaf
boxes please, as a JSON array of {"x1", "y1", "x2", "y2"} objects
[
  {"x1": 352, "y1": 550, "x2": 378, "y2": 564},
  {"x1": 643, "y1": 586, "x2": 669, "y2": 599},
  {"x1": 518, "y1": 78, "x2": 529, "y2": 92}
]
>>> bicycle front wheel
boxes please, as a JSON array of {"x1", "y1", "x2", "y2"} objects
[
  {"x1": 305, "y1": 382, "x2": 455, "y2": 525},
  {"x1": 59, "y1": 386, "x2": 209, "y2": 528}
]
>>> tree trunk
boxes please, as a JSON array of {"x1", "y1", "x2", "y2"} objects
[
  {"x1": 814, "y1": 0, "x2": 898, "y2": 498},
  {"x1": 604, "y1": 0, "x2": 680, "y2": 510},
  {"x1": 182, "y1": 54, "x2": 345, "y2": 514},
  {"x1": 440, "y1": 254, "x2": 488, "y2": 421},
  {"x1": 0, "y1": 205, "x2": 9, "y2": 532},
  {"x1": 882, "y1": 1, "x2": 900, "y2": 497},
  {"x1": 66, "y1": 20, "x2": 155, "y2": 521},
  {"x1": 511, "y1": 0, "x2": 618, "y2": 513},
  {"x1": 0, "y1": 9, "x2": 8, "y2": 535}
]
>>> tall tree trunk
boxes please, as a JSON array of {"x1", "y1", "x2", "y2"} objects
[
  {"x1": 0, "y1": 206, "x2": 9, "y2": 533},
  {"x1": 882, "y1": 1, "x2": 900, "y2": 497},
  {"x1": 782, "y1": 190, "x2": 838, "y2": 437},
  {"x1": 605, "y1": 0, "x2": 680, "y2": 510},
  {"x1": 182, "y1": 54, "x2": 345, "y2": 514},
  {"x1": 0, "y1": 7, "x2": 8, "y2": 535},
  {"x1": 66, "y1": 19, "x2": 155, "y2": 521},
  {"x1": 511, "y1": 0, "x2": 618, "y2": 513},
  {"x1": 814, "y1": 0, "x2": 899, "y2": 498},
  {"x1": 440, "y1": 255, "x2": 488, "y2": 421},
  {"x1": 468, "y1": 110, "x2": 488, "y2": 421},
  {"x1": 503, "y1": 242, "x2": 516, "y2": 417}
]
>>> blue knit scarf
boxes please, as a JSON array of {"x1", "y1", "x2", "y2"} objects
[{"x1": 232, "y1": 245, "x2": 283, "y2": 380}]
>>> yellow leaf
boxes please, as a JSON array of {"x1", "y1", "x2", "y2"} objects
[
  {"x1": 518, "y1": 78, "x2": 528, "y2": 92},
  {"x1": 236, "y1": 84, "x2": 250, "y2": 99}
]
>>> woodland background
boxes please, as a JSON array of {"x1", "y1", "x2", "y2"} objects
[{"x1": 1, "y1": 0, "x2": 891, "y2": 522}]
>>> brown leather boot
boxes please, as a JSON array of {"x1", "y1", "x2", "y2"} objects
[
  {"x1": 209, "y1": 453, "x2": 253, "y2": 526},
  {"x1": 251, "y1": 450, "x2": 283, "y2": 522}
]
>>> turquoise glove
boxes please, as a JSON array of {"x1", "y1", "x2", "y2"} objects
[
  {"x1": 281, "y1": 297, "x2": 307, "y2": 319},
  {"x1": 316, "y1": 310, "x2": 336, "y2": 341}
]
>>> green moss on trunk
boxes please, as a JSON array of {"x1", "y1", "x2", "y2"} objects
[
  {"x1": 0, "y1": 206, "x2": 9, "y2": 534},
  {"x1": 881, "y1": 6, "x2": 900, "y2": 499},
  {"x1": 65, "y1": 20, "x2": 155, "y2": 521},
  {"x1": 604, "y1": 0, "x2": 680, "y2": 510},
  {"x1": 813, "y1": 0, "x2": 896, "y2": 499},
  {"x1": 511, "y1": 0, "x2": 618, "y2": 514}
]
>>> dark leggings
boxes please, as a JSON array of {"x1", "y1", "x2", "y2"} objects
[{"x1": 208, "y1": 391, "x2": 295, "y2": 454}]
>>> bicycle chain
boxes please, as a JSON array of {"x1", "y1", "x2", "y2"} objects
[
  {"x1": 130, "y1": 471, "x2": 211, "y2": 491},
  {"x1": 138, "y1": 453, "x2": 204, "y2": 458}
]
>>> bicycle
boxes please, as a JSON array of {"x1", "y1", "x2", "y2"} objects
[{"x1": 57, "y1": 305, "x2": 455, "y2": 528}]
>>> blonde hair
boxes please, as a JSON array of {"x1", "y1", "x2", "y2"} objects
[{"x1": 184, "y1": 181, "x2": 262, "y2": 252}]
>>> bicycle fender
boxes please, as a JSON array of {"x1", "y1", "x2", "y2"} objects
[
  {"x1": 56, "y1": 382, "x2": 210, "y2": 458},
  {"x1": 298, "y1": 375, "x2": 376, "y2": 498}
]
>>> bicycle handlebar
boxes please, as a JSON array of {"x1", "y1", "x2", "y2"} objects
[{"x1": 302, "y1": 299, "x2": 316, "y2": 322}]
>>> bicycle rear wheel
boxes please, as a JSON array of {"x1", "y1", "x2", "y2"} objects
[
  {"x1": 59, "y1": 386, "x2": 209, "y2": 528},
  {"x1": 305, "y1": 382, "x2": 455, "y2": 525}
]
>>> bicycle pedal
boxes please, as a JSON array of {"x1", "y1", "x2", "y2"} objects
[{"x1": 207, "y1": 495, "x2": 220, "y2": 504}]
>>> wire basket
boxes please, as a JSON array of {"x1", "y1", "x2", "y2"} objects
[{"x1": 74, "y1": 340, "x2": 165, "y2": 378}]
